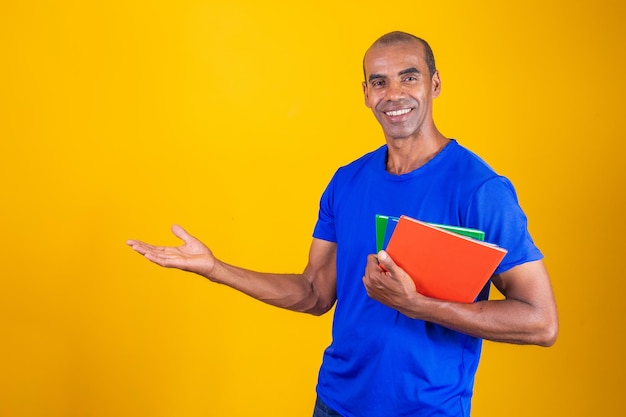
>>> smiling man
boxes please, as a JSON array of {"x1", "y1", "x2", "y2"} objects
[
  {"x1": 364, "y1": 38, "x2": 442, "y2": 140},
  {"x1": 128, "y1": 31, "x2": 558, "y2": 417}
]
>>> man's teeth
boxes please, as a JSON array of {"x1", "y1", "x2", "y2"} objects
[{"x1": 385, "y1": 109, "x2": 411, "y2": 116}]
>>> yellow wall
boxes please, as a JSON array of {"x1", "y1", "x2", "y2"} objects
[{"x1": 1, "y1": 1, "x2": 624, "y2": 416}]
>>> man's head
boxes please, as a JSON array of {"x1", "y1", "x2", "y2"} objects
[
  {"x1": 363, "y1": 32, "x2": 436, "y2": 80},
  {"x1": 362, "y1": 32, "x2": 442, "y2": 141}
]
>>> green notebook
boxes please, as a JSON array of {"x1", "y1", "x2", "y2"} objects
[{"x1": 375, "y1": 214, "x2": 486, "y2": 252}]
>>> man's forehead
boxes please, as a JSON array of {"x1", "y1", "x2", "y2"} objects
[{"x1": 364, "y1": 42, "x2": 426, "y2": 75}]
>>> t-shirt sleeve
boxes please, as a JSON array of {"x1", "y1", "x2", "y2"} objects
[
  {"x1": 312, "y1": 174, "x2": 338, "y2": 243},
  {"x1": 466, "y1": 176, "x2": 543, "y2": 274}
]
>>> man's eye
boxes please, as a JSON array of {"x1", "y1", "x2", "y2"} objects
[{"x1": 372, "y1": 80, "x2": 385, "y2": 87}]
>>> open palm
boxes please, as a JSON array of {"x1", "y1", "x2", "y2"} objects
[{"x1": 127, "y1": 225, "x2": 216, "y2": 277}]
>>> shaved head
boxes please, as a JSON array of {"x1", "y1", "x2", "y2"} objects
[{"x1": 364, "y1": 31, "x2": 437, "y2": 79}]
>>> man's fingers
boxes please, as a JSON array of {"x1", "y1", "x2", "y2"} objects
[
  {"x1": 171, "y1": 224, "x2": 194, "y2": 243},
  {"x1": 127, "y1": 226, "x2": 202, "y2": 271},
  {"x1": 127, "y1": 240, "x2": 148, "y2": 250},
  {"x1": 377, "y1": 250, "x2": 398, "y2": 274},
  {"x1": 144, "y1": 251, "x2": 172, "y2": 267},
  {"x1": 127, "y1": 239, "x2": 167, "y2": 257},
  {"x1": 140, "y1": 246, "x2": 185, "y2": 267},
  {"x1": 127, "y1": 240, "x2": 148, "y2": 254}
]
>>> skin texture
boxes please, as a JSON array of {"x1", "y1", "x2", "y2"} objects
[{"x1": 127, "y1": 37, "x2": 558, "y2": 346}]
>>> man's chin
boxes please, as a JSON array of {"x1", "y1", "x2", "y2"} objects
[{"x1": 383, "y1": 128, "x2": 415, "y2": 141}]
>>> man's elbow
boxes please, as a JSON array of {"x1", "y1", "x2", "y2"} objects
[
  {"x1": 305, "y1": 299, "x2": 336, "y2": 316},
  {"x1": 301, "y1": 281, "x2": 336, "y2": 316},
  {"x1": 534, "y1": 314, "x2": 559, "y2": 347}
]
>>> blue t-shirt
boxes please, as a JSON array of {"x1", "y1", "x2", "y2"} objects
[{"x1": 312, "y1": 140, "x2": 542, "y2": 417}]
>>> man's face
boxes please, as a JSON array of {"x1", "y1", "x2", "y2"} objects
[{"x1": 362, "y1": 41, "x2": 440, "y2": 140}]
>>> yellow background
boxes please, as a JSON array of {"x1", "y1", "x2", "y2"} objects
[{"x1": 1, "y1": 0, "x2": 624, "y2": 416}]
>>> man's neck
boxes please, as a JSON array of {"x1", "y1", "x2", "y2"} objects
[{"x1": 385, "y1": 133, "x2": 450, "y2": 175}]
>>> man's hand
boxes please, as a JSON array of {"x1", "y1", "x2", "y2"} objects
[
  {"x1": 363, "y1": 250, "x2": 425, "y2": 317},
  {"x1": 127, "y1": 225, "x2": 217, "y2": 278},
  {"x1": 364, "y1": 250, "x2": 558, "y2": 345}
]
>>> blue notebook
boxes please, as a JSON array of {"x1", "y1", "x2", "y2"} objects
[{"x1": 375, "y1": 214, "x2": 486, "y2": 252}]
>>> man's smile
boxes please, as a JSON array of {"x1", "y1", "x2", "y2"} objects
[{"x1": 384, "y1": 108, "x2": 412, "y2": 117}]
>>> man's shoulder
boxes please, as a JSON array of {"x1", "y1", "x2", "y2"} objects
[
  {"x1": 343, "y1": 145, "x2": 386, "y2": 168},
  {"x1": 448, "y1": 140, "x2": 500, "y2": 177},
  {"x1": 333, "y1": 145, "x2": 387, "y2": 177}
]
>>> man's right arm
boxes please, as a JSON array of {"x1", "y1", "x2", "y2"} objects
[{"x1": 127, "y1": 225, "x2": 337, "y2": 316}]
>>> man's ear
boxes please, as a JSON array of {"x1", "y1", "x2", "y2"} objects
[
  {"x1": 362, "y1": 81, "x2": 371, "y2": 108},
  {"x1": 431, "y1": 70, "x2": 442, "y2": 98}
]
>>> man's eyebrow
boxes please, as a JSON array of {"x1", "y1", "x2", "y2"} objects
[
  {"x1": 368, "y1": 67, "x2": 420, "y2": 82},
  {"x1": 368, "y1": 73, "x2": 386, "y2": 82},
  {"x1": 398, "y1": 67, "x2": 420, "y2": 76}
]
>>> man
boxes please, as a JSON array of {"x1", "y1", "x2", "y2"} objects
[{"x1": 127, "y1": 31, "x2": 558, "y2": 417}]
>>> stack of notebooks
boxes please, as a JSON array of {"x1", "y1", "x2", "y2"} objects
[{"x1": 375, "y1": 215, "x2": 507, "y2": 303}]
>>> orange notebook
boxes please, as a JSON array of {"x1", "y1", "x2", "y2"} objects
[{"x1": 385, "y1": 215, "x2": 508, "y2": 303}]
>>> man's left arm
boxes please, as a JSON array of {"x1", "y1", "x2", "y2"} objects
[{"x1": 363, "y1": 252, "x2": 558, "y2": 346}]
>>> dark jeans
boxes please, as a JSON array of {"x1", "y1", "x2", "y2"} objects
[{"x1": 313, "y1": 396, "x2": 343, "y2": 417}]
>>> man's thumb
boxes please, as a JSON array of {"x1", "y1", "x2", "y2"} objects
[
  {"x1": 377, "y1": 250, "x2": 396, "y2": 272},
  {"x1": 171, "y1": 224, "x2": 192, "y2": 242}
]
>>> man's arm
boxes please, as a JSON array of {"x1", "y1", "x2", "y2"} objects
[
  {"x1": 127, "y1": 225, "x2": 337, "y2": 316},
  {"x1": 363, "y1": 251, "x2": 558, "y2": 346}
]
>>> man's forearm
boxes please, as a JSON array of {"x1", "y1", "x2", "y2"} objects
[
  {"x1": 404, "y1": 296, "x2": 558, "y2": 346},
  {"x1": 207, "y1": 260, "x2": 334, "y2": 315}
]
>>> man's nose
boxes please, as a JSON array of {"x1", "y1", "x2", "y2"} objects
[{"x1": 386, "y1": 81, "x2": 405, "y2": 101}]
